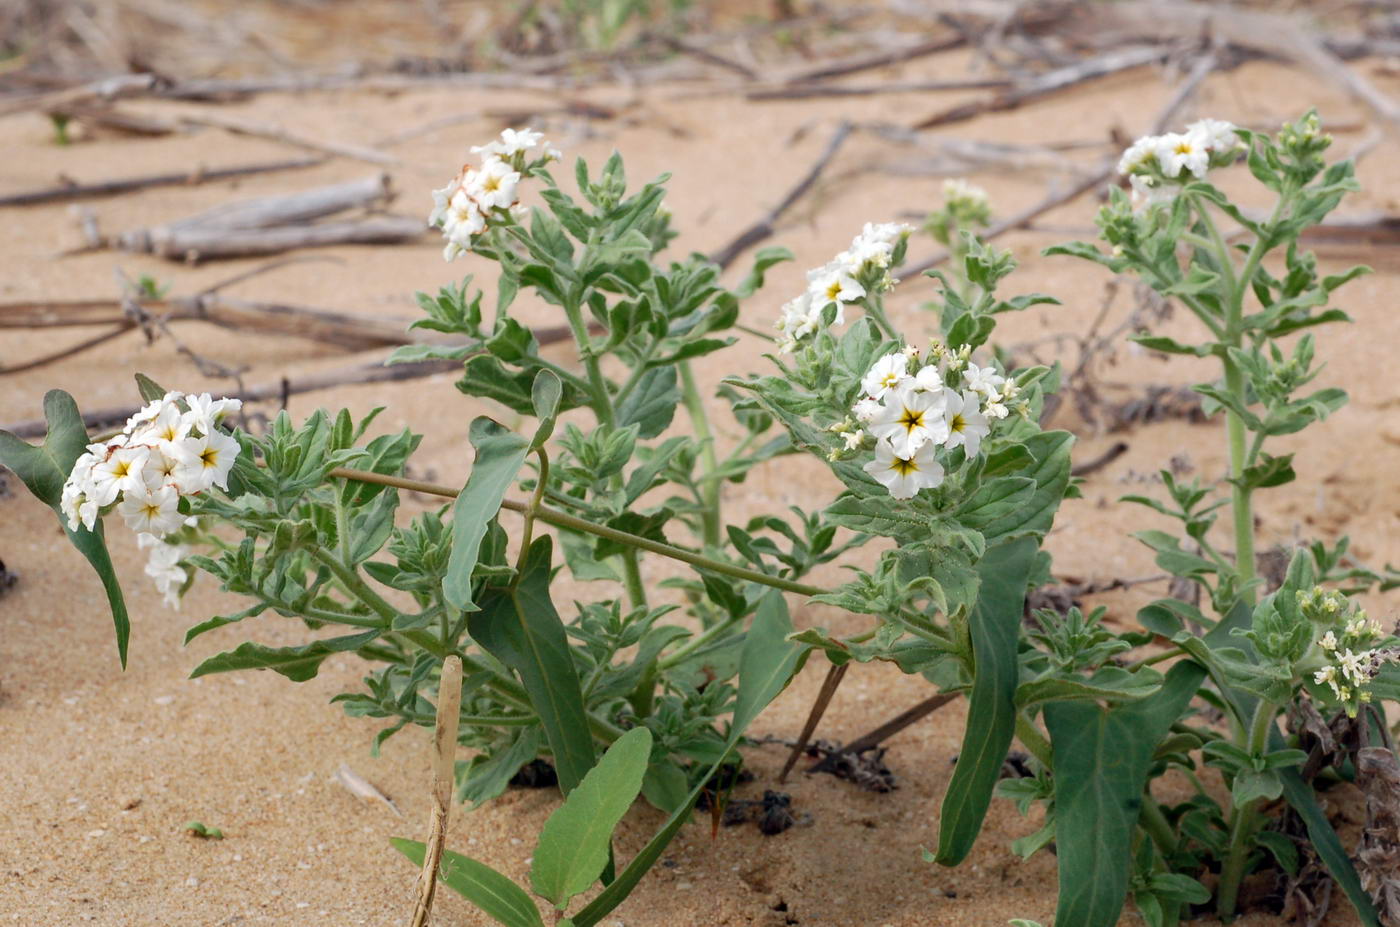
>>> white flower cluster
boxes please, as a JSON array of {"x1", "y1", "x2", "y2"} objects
[
  {"x1": 1116, "y1": 119, "x2": 1242, "y2": 207},
  {"x1": 942, "y1": 178, "x2": 989, "y2": 212},
  {"x1": 776, "y1": 222, "x2": 913, "y2": 353},
  {"x1": 429, "y1": 127, "x2": 560, "y2": 262},
  {"x1": 1308, "y1": 591, "x2": 1398, "y2": 713},
  {"x1": 60, "y1": 391, "x2": 241, "y2": 608},
  {"x1": 836, "y1": 342, "x2": 1018, "y2": 499}
]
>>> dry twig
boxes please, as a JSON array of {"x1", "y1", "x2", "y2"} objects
[{"x1": 410, "y1": 655, "x2": 463, "y2": 927}]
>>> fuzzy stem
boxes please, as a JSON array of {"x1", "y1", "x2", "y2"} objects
[
  {"x1": 326, "y1": 467, "x2": 830, "y2": 598},
  {"x1": 1015, "y1": 713, "x2": 1054, "y2": 769},
  {"x1": 678, "y1": 359, "x2": 722, "y2": 549},
  {"x1": 1215, "y1": 699, "x2": 1278, "y2": 920}
]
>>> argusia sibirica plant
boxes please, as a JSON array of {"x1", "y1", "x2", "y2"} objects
[
  {"x1": 1, "y1": 123, "x2": 1082, "y2": 923},
  {"x1": 989, "y1": 110, "x2": 1400, "y2": 927}
]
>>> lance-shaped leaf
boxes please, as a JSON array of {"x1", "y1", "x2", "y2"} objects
[
  {"x1": 531, "y1": 727, "x2": 653, "y2": 909},
  {"x1": 468, "y1": 537, "x2": 597, "y2": 794},
  {"x1": 443, "y1": 417, "x2": 531, "y2": 611},
  {"x1": 0, "y1": 390, "x2": 131, "y2": 667},
  {"x1": 1043, "y1": 661, "x2": 1205, "y2": 927},
  {"x1": 391, "y1": 839, "x2": 545, "y2": 927},
  {"x1": 568, "y1": 590, "x2": 809, "y2": 927},
  {"x1": 190, "y1": 629, "x2": 382, "y2": 682},
  {"x1": 933, "y1": 536, "x2": 1037, "y2": 865}
]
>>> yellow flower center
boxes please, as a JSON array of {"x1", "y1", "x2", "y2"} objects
[
  {"x1": 1174, "y1": 141, "x2": 1193, "y2": 155},
  {"x1": 200, "y1": 448, "x2": 220, "y2": 469},
  {"x1": 891, "y1": 457, "x2": 918, "y2": 476},
  {"x1": 825, "y1": 281, "x2": 842, "y2": 301},
  {"x1": 950, "y1": 413, "x2": 966, "y2": 434}
]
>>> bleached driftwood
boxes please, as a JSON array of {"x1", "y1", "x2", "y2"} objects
[{"x1": 0, "y1": 157, "x2": 324, "y2": 208}]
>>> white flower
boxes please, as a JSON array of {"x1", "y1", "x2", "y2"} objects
[
  {"x1": 864, "y1": 438, "x2": 945, "y2": 500},
  {"x1": 1117, "y1": 136, "x2": 1157, "y2": 175},
  {"x1": 125, "y1": 392, "x2": 182, "y2": 432},
  {"x1": 170, "y1": 431, "x2": 239, "y2": 494},
  {"x1": 846, "y1": 222, "x2": 911, "y2": 269},
  {"x1": 943, "y1": 178, "x2": 988, "y2": 208},
  {"x1": 143, "y1": 448, "x2": 181, "y2": 490},
  {"x1": 776, "y1": 292, "x2": 822, "y2": 352},
  {"x1": 963, "y1": 364, "x2": 1005, "y2": 397},
  {"x1": 1187, "y1": 118, "x2": 1239, "y2": 153},
  {"x1": 808, "y1": 264, "x2": 865, "y2": 312},
  {"x1": 842, "y1": 429, "x2": 865, "y2": 450},
  {"x1": 183, "y1": 393, "x2": 242, "y2": 435},
  {"x1": 61, "y1": 481, "x2": 99, "y2": 532},
  {"x1": 131, "y1": 401, "x2": 191, "y2": 447},
  {"x1": 913, "y1": 365, "x2": 944, "y2": 393},
  {"x1": 942, "y1": 389, "x2": 990, "y2": 457},
  {"x1": 1320, "y1": 631, "x2": 1339, "y2": 651},
  {"x1": 869, "y1": 384, "x2": 950, "y2": 457},
  {"x1": 1314, "y1": 664, "x2": 1342, "y2": 698},
  {"x1": 1338, "y1": 649, "x2": 1370, "y2": 687},
  {"x1": 143, "y1": 538, "x2": 190, "y2": 609},
  {"x1": 860, "y1": 352, "x2": 909, "y2": 401},
  {"x1": 428, "y1": 182, "x2": 454, "y2": 226},
  {"x1": 1155, "y1": 129, "x2": 1210, "y2": 179},
  {"x1": 467, "y1": 157, "x2": 521, "y2": 211},
  {"x1": 117, "y1": 484, "x2": 184, "y2": 537},
  {"x1": 90, "y1": 445, "x2": 152, "y2": 506},
  {"x1": 852, "y1": 398, "x2": 883, "y2": 423},
  {"x1": 983, "y1": 389, "x2": 1010, "y2": 420},
  {"x1": 472, "y1": 127, "x2": 547, "y2": 158},
  {"x1": 1129, "y1": 173, "x2": 1175, "y2": 209}
]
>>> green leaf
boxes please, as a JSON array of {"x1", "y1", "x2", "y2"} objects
[
  {"x1": 973, "y1": 430, "x2": 1074, "y2": 543},
  {"x1": 1044, "y1": 662, "x2": 1206, "y2": 927},
  {"x1": 934, "y1": 537, "x2": 1037, "y2": 865},
  {"x1": 568, "y1": 590, "x2": 809, "y2": 927},
  {"x1": 0, "y1": 390, "x2": 131, "y2": 667},
  {"x1": 616, "y1": 366, "x2": 679, "y2": 439},
  {"x1": 955, "y1": 477, "x2": 1035, "y2": 530},
  {"x1": 458, "y1": 727, "x2": 543, "y2": 808},
  {"x1": 190, "y1": 629, "x2": 382, "y2": 682},
  {"x1": 734, "y1": 246, "x2": 793, "y2": 298},
  {"x1": 385, "y1": 343, "x2": 476, "y2": 365},
  {"x1": 134, "y1": 372, "x2": 168, "y2": 403},
  {"x1": 443, "y1": 417, "x2": 530, "y2": 611},
  {"x1": 468, "y1": 537, "x2": 597, "y2": 794},
  {"x1": 1275, "y1": 729, "x2": 1382, "y2": 926},
  {"x1": 391, "y1": 838, "x2": 545, "y2": 927},
  {"x1": 1015, "y1": 665, "x2": 1164, "y2": 708},
  {"x1": 347, "y1": 488, "x2": 399, "y2": 565},
  {"x1": 530, "y1": 370, "x2": 562, "y2": 449},
  {"x1": 530, "y1": 727, "x2": 653, "y2": 909}
]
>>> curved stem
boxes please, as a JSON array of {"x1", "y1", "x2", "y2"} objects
[
  {"x1": 326, "y1": 467, "x2": 832, "y2": 598},
  {"x1": 1015, "y1": 713, "x2": 1054, "y2": 769},
  {"x1": 514, "y1": 448, "x2": 549, "y2": 577}
]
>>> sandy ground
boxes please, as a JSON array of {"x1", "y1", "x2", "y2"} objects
[{"x1": 3, "y1": 18, "x2": 1400, "y2": 927}]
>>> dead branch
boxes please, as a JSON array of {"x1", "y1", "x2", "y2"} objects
[
  {"x1": 779, "y1": 33, "x2": 966, "y2": 84},
  {"x1": 124, "y1": 173, "x2": 392, "y2": 239},
  {"x1": 177, "y1": 112, "x2": 398, "y2": 166},
  {"x1": 0, "y1": 157, "x2": 323, "y2": 208},
  {"x1": 746, "y1": 77, "x2": 1012, "y2": 101},
  {"x1": 1094, "y1": 2, "x2": 1400, "y2": 126},
  {"x1": 0, "y1": 356, "x2": 461, "y2": 439},
  {"x1": 409, "y1": 655, "x2": 462, "y2": 927},
  {"x1": 123, "y1": 216, "x2": 426, "y2": 263},
  {"x1": 779, "y1": 663, "x2": 849, "y2": 785},
  {"x1": 899, "y1": 48, "x2": 1219, "y2": 279},
  {"x1": 0, "y1": 72, "x2": 160, "y2": 118},
  {"x1": 807, "y1": 692, "x2": 959, "y2": 776},
  {"x1": 709, "y1": 120, "x2": 853, "y2": 271},
  {"x1": 910, "y1": 45, "x2": 1169, "y2": 131}
]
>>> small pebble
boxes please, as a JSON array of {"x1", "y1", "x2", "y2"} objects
[
  {"x1": 153, "y1": 695, "x2": 174, "y2": 706},
  {"x1": 185, "y1": 877, "x2": 199, "y2": 888},
  {"x1": 86, "y1": 829, "x2": 105, "y2": 838}
]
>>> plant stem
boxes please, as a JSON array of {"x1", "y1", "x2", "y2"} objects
[
  {"x1": 657, "y1": 612, "x2": 743, "y2": 670},
  {"x1": 1215, "y1": 699, "x2": 1278, "y2": 920},
  {"x1": 326, "y1": 467, "x2": 831, "y2": 598},
  {"x1": 1015, "y1": 713, "x2": 1054, "y2": 768},
  {"x1": 1140, "y1": 795, "x2": 1177, "y2": 857},
  {"x1": 561, "y1": 287, "x2": 616, "y2": 429},
  {"x1": 678, "y1": 359, "x2": 722, "y2": 549}
]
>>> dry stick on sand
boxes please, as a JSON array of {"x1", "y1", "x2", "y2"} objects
[
  {"x1": 0, "y1": 72, "x2": 160, "y2": 118},
  {"x1": 708, "y1": 120, "x2": 854, "y2": 271},
  {"x1": 0, "y1": 157, "x2": 324, "y2": 208},
  {"x1": 410, "y1": 654, "x2": 463, "y2": 927},
  {"x1": 909, "y1": 44, "x2": 1169, "y2": 132},
  {"x1": 177, "y1": 111, "x2": 398, "y2": 166},
  {"x1": 778, "y1": 662, "x2": 849, "y2": 784},
  {"x1": 807, "y1": 692, "x2": 960, "y2": 776}
]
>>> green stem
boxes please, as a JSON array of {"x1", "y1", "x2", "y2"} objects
[
  {"x1": 863, "y1": 293, "x2": 899, "y2": 341},
  {"x1": 1127, "y1": 646, "x2": 1185, "y2": 670},
  {"x1": 307, "y1": 546, "x2": 399, "y2": 627},
  {"x1": 678, "y1": 359, "x2": 722, "y2": 549},
  {"x1": 1215, "y1": 699, "x2": 1278, "y2": 920},
  {"x1": 327, "y1": 467, "x2": 830, "y2": 598},
  {"x1": 561, "y1": 287, "x2": 616, "y2": 428},
  {"x1": 1140, "y1": 795, "x2": 1177, "y2": 857},
  {"x1": 1015, "y1": 713, "x2": 1054, "y2": 768},
  {"x1": 657, "y1": 612, "x2": 744, "y2": 670}
]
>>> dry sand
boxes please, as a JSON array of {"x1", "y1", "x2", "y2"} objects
[{"x1": 3, "y1": 20, "x2": 1399, "y2": 927}]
